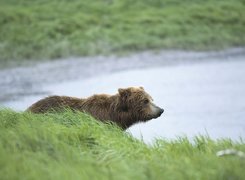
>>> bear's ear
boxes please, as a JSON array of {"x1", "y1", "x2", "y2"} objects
[
  {"x1": 118, "y1": 88, "x2": 124, "y2": 94},
  {"x1": 139, "y1": 86, "x2": 144, "y2": 90},
  {"x1": 118, "y1": 88, "x2": 131, "y2": 97}
]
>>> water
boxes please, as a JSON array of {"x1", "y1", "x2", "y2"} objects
[{"x1": 3, "y1": 60, "x2": 245, "y2": 143}]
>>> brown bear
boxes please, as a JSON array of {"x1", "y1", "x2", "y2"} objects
[{"x1": 26, "y1": 87, "x2": 164, "y2": 129}]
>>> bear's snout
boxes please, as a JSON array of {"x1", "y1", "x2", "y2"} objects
[
  {"x1": 156, "y1": 107, "x2": 164, "y2": 117},
  {"x1": 159, "y1": 108, "x2": 164, "y2": 115},
  {"x1": 149, "y1": 103, "x2": 164, "y2": 119}
]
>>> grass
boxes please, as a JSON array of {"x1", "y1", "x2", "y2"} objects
[
  {"x1": 0, "y1": 109, "x2": 244, "y2": 180},
  {"x1": 0, "y1": 0, "x2": 244, "y2": 65}
]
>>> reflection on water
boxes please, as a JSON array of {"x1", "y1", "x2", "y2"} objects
[{"x1": 3, "y1": 60, "x2": 245, "y2": 143}]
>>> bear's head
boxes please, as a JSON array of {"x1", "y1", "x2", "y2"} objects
[{"x1": 118, "y1": 87, "x2": 164, "y2": 122}]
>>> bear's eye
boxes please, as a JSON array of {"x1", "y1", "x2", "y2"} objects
[{"x1": 144, "y1": 99, "x2": 149, "y2": 104}]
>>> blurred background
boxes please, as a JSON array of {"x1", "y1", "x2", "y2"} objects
[{"x1": 0, "y1": 0, "x2": 245, "y2": 142}]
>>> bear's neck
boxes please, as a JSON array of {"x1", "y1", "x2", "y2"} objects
[
  {"x1": 79, "y1": 94, "x2": 138, "y2": 130},
  {"x1": 110, "y1": 96, "x2": 138, "y2": 130}
]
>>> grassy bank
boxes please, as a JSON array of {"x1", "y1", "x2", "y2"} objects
[
  {"x1": 0, "y1": 0, "x2": 244, "y2": 64},
  {"x1": 0, "y1": 109, "x2": 244, "y2": 179}
]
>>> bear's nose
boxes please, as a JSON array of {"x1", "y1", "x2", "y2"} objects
[{"x1": 159, "y1": 108, "x2": 164, "y2": 115}]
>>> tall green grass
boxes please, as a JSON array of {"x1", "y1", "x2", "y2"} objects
[
  {"x1": 0, "y1": 109, "x2": 244, "y2": 179},
  {"x1": 0, "y1": 0, "x2": 244, "y2": 64}
]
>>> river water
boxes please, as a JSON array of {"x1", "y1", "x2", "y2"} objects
[{"x1": 1, "y1": 49, "x2": 245, "y2": 143}]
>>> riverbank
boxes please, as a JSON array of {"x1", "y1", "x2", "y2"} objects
[{"x1": 0, "y1": 109, "x2": 244, "y2": 180}]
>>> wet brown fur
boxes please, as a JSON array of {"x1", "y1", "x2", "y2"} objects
[{"x1": 27, "y1": 87, "x2": 163, "y2": 129}]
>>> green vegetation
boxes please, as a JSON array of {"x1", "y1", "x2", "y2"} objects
[
  {"x1": 0, "y1": 109, "x2": 244, "y2": 179},
  {"x1": 0, "y1": 0, "x2": 244, "y2": 64}
]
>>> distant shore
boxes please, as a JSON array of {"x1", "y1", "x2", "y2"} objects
[{"x1": 0, "y1": 0, "x2": 244, "y2": 65}]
